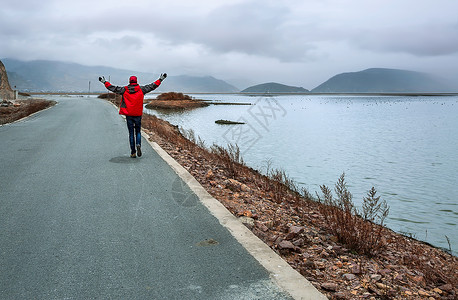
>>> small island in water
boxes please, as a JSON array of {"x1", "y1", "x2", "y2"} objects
[{"x1": 145, "y1": 92, "x2": 209, "y2": 110}]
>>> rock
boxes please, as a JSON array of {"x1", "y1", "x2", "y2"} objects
[
  {"x1": 412, "y1": 275, "x2": 426, "y2": 287},
  {"x1": 290, "y1": 225, "x2": 305, "y2": 234},
  {"x1": 319, "y1": 249, "x2": 329, "y2": 258},
  {"x1": 370, "y1": 274, "x2": 382, "y2": 282},
  {"x1": 240, "y1": 183, "x2": 251, "y2": 192},
  {"x1": 335, "y1": 261, "x2": 343, "y2": 268},
  {"x1": 438, "y1": 284, "x2": 452, "y2": 292},
  {"x1": 342, "y1": 273, "x2": 356, "y2": 281},
  {"x1": 0, "y1": 60, "x2": 15, "y2": 100},
  {"x1": 239, "y1": 216, "x2": 254, "y2": 227},
  {"x1": 314, "y1": 261, "x2": 326, "y2": 269},
  {"x1": 321, "y1": 282, "x2": 338, "y2": 291},
  {"x1": 286, "y1": 225, "x2": 304, "y2": 240},
  {"x1": 278, "y1": 240, "x2": 296, "y2": 251},
  {"x1": 418, "y1": 290, "x2": 430, "y2": 297},
  {"x1": 292, "y1": 238, "x2": 305, "y2": 247},
  {"x1": 394, "y1": 273, "x2": 404, "y2": 281},
  {"x1": 376, "y1": 283, "x2": 388, "y2": 290},
  {"x1": 264, "y1": 220, "x2": 275, "y2": 229},
  {"x1": 255, "y1": 222, "x2": 269, "y2": 232},
  {"x1": 205, "y1": 169, "x2": 214, "y2": 179},
  {"x1": 223, "y1": 178, "x2": 250, "y2": 192},
  {"x1": 432, "y1": 288, "x2": 442, "y2": 294},
  {"x1": 334, "y1": 291, "x2": 349, "y2": 299},
  {"x1": 378, "y1": 268, "x2": 391, "y2": 275},
  {"x1": 242, "y1": 210, "x2": 253, "y2": 218},
  {"x1": 351, "y1": 265, "x2": 362, "y2": 274}
]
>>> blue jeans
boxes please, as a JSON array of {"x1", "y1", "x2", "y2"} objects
[{"x1": 126, "y1": 116, "x2": 142, "y2": 154}]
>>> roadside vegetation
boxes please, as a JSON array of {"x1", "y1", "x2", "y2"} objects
[
  {"x1": 0, "y1": 99, "x2": 56, "y2": 125},
  {"x1": 138, "y1": 112, "x2": 457, "y2": 299},
  {"x1": 145, "y1": 92, "x2": 209, "y2": 110}
]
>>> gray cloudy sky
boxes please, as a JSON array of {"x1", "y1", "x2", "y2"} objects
[{"x1": 1, "y1": 0, "x2": 457, "y2": 89}]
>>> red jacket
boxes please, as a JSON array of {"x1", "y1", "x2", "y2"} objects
[
  {"x1": 119, "y1": 84, "x2": 144, "y2": 116},
  {"x1": 104, "y1": 80, "x2": 162, "y2": 116}
]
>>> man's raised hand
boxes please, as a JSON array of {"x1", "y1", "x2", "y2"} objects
[
  {"x1": 159, "y1": 73, "x2": 167, "y2": 81},
  {"x1": 99, "y1": 76, "x2": 106, "y2": 83}
]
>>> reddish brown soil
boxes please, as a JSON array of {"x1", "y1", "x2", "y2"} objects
[{"x1": 0, "y1": 99, "x2": 56, "y2": 125}]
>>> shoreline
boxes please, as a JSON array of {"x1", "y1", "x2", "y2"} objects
[
  {"x1": 137, "y1": 111, "x2": 457, "y2": 299},
  {"x1": 30, "y1": 92, "x2": 458, "y2": 97}
]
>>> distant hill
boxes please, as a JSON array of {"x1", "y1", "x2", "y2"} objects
[
  {"x1": 312, "y1": 68, "x2": 456, "y2": 93},
  {"x1": 241, "y1": 82, "x2": 309, "y2": 93},
  {"x1": 2, "y1": 58, "x2": 239, "y2": 93}
]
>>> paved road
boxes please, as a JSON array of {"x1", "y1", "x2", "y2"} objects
[{"x1": 0, "y1": 96, "x2": 294, "y2": 299}]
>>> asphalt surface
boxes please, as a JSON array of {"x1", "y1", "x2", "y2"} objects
[{"x1": 0, "y1": 96, "x2": 294, "y2": 299}]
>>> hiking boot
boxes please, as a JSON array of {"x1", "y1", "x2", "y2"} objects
[
  {"x1": 130, "y1": 153, "x2": 137, "y2": 158},
  {"x1": 136, "y1": 145, "x2": 142, "y2": 157}
]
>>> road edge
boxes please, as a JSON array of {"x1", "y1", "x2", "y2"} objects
[{"x1": 142, "y1": 131, "x2": 327, "y2": 300}]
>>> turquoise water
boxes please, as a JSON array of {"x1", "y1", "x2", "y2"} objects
[{"x1": 145, "y1": 94, "x2": 458, "y2": 252}]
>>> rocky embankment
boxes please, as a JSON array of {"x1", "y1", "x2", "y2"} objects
[{"x1": 139, "y1": 113, "x2": 457, "y2": 300}]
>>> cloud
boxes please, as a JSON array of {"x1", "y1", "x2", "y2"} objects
[
  {"x1": 143, "y1": 1, "x2": 318, "y2": 62},
  {"x1": 94, "y1": 35, "x2": 144, "y2": 50},
  {"x1": 354, "y1": 22, "x2": 458, "y2": 56},
  {"x1": 1, "y1": 0, "x2": 458, "y2": 87}
]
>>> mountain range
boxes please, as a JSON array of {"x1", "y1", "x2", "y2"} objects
[
  {"x1": 2, "y1": 58, "x2": 239, "y2": 93},
  {"x1": 241, "y1": 82, "x2": 309, "y2": 93},
  {"x1": 2, "y1": 58, "x2": 456, "y2": 93},
  {"x1": 311, "y1": 68, "x2": 456, "y2": 93}
]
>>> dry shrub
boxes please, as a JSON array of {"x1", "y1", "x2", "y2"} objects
[
  {"x1": 317, "y1": 173, "x2": 389, "y2": 257},
  {"x1": 98, "y1": 93, "x2": 121, "y2": 106},
  {"x1": 156, "y1": 92, "x2": 192, "y2": 101},
  {"x1": 210, "y1": 144, "x2": 244, "y2": 178},
  {"x1": 0, "y1": 99, "x2": 56, "y2": 125},
  {"x1": 265, "y1": 168, "x2": 301, "y2": 204},
  {"x1": 142, "y1": 114, "x2": 181, "y2": 142},
  {"x1": 142, "y1": 114, "x2": 208, "y2": 157}
]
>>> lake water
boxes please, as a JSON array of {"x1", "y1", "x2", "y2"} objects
[{"x1": 145, "y1": 94, "x2": 458, "y2": 252}]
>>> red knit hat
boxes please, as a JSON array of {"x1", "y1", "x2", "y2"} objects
[{"x1": 129, "y1": 76, "x2": 137, "y2": 84}]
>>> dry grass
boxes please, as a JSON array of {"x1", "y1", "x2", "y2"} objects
[
  {"x1": 316, "y1": 173, "x2": 389, "y2": 257},
  {"x1": 0, "y1": 99, "x2": 56, "y2": 125},
  {"x1": 156, "y1": 92, "x2": 192, "y2": 101}
]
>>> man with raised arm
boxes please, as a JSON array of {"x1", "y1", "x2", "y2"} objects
[{"x1": 99, "y1": 73, "x2": 167, "y2": 158}]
